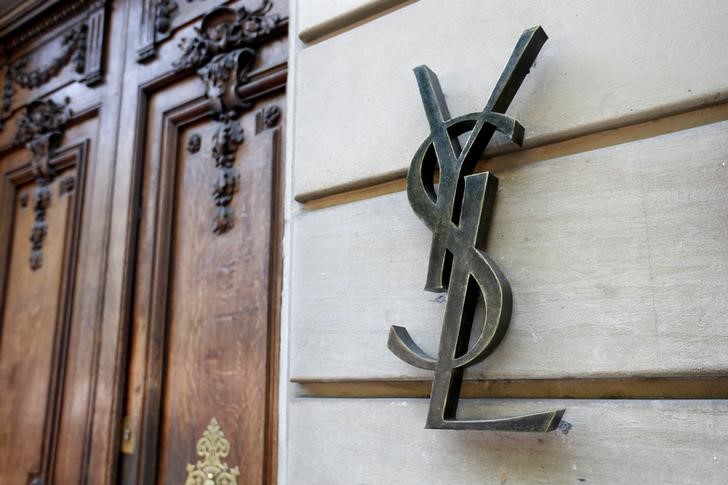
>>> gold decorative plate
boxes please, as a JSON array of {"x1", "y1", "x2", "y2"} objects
[{"x1": 185, "y1": 418, "x2": 240, "y2": 485}]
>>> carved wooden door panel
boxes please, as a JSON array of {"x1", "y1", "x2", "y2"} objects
[
  {"x1": 118, "y1": 2, "x2": 287, "y2": 484},
  {"x1": 0, "y1": 2, "x2": 127, "y2": 483},
  {"x1": 0, "y1": 104, "x2": 89, "y2": 485}
]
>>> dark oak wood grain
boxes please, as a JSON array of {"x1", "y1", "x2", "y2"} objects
[
  {"x1": 0, "y1": 1, "x2": 287, "y2": 483},
  {"x1": 0, "y1": 131, "x2": 89, "y2": 484}
]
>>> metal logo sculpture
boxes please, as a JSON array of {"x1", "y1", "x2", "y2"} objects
[{"x1": 388, "y1": 26, "x2": 565, "y2": 431}]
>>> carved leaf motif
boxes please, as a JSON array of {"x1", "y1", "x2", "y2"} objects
[
  {"x1": 155, "y1": 0, "x2": 178, "y2": 34},
  {"x1": 30, "y1": 184, "x2": 51, "y2": 270},
  {"x1": 211, "y1": 114, "x2": 244, "y2": 234},
  {"x1": 2, "y1": 23, "x2": 86, "y2": 127},
  {"x1": 14, "y1": 98, "x2": 72, "y2": 269},
  {"x1": 262, "y1": 105, "x2": 280, "y2": 128},
  {"x1": 185, "y1": 418, "x2": 240, "y2": 485},
  {"x1": 15, "y1": 98, "x2": 72, "y2": 146},
  {"x1": 175, "y1": 0, "x2": 279, "y2": 72},
  {"x1": 9, "y1": 24, "x2": 87, "y2": 90},
  {"x1": 175, "y1": 1, "x2": 281, "y2": 235},
  {"x1": 59, "y1": 175, "x2": 76, "y2": 196},
  {"x1": 0, "y1": 1, "x2": 107, "y2": 126},
  {"x1": 212, "y1": 113, "x2": 244, "y2": 168},
  {"x1": 187, "y1": 133, "x2": 202, "y2": 153},
  {"x1": 197, "y1": 48, "x2": 256, "y2": 114}
]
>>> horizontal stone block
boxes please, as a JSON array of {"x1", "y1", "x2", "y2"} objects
[
  {"x1": 297, "y1": 0, "x2": 413, "y2": 42},
  {"x1": 287, "y1": 398, "x2": 728, "y2": 484},
  {"x1": 293, "y1": 0, "x2": 728, "y2": 198},
  {"x1": 289, "y1": 119, "x2": 728, "y2": 380}
]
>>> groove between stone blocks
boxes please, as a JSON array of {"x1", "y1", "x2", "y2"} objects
[
  {"x1": 296, "y1": 100, "x2": 728, "y2": 210},
  {"x1": 298, "y1": 0, "x2": 418, "y2": 44},
  {"x1": 292, "y1": 376, "x2": 728, "y2": 400}
]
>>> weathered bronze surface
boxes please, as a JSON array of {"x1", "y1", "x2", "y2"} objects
[{"x1": 388, "y1": 26, "x2": 565, "y2": 431}]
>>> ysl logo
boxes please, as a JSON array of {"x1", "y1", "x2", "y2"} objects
[{"x1": 388, "y1": 26, "x2": 565, "y2": 431}]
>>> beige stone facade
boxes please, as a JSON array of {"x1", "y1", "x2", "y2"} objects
[{"x1": 280, "y1": 1, "x2": 728, "y2": 483}]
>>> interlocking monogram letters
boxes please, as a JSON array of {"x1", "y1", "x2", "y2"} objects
[{"x1": 388, "y1": 26, "x2": 565, "y2": 431}]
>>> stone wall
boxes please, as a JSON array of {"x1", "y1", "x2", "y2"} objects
[{"x1": 281, "y1": 1, "x2": 728, "y2": 483}]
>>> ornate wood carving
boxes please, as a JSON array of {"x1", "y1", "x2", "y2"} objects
[
  {"x1": 256, "y1": 104, "x2": 280, "y2": 134},
  {"x1": 0, "y1": 139, "x2": 88, "y2": 483},
  {"x1": 175, "y1": 2, "x2": 281, "y2": 109},
  {"x1": 8, "y1": 24, "x2": 88, "y2": 90},
  {"x1": 139, "y1": 0, "x2": 208, "y2": 62},
  {"x1": 59, "y1": 175, "x2": 76, "y2": 196},
  {"x1": 1, "y1": 1, "x2": 92, "y2": 52},
  {"x1": 211, "y1": 113, "x2": 244, "y2": 234},
  {"x1": 138, "y1": 0, "x2": 159, "y2": 61},
  {"x1": 175, "y1": 1, "x2": 283, "y2": 234},
  {"x1": 0, "y1": 1, "x2": 107, "y2": 129},
  {"x1": 13, "y1": 98, "x2": 72, "y2": 269},
  {"x1": 187, "y1": 132, "x2": 201, "y2": 153},
  {"x1": 155, "y1": 0, "x2": 178, "y2": 34},
  {"x1": 29, "y1": 184, "x2": 51, "y2": 270}
]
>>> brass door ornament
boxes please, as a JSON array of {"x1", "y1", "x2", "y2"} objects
[
  {"x1": 388, "y1": 26, "x2": 565, "y2": 431},
  {"x1": 185, "y1": 418, "x2": 240, "y2": 485}
]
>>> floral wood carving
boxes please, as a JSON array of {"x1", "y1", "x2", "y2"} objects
[
  {"x1": 185, "y1": 418, "x2": 240, "y2": 485},
  {"x1": 59, "y1": 175, "x2": 76, "y2": 196},
  {"x1": 155, "y1": 0, "x2": 178, "y2": 34},
  {"x1": 175, "y1": 1, "x2": 281, "y2": 113},
  {"x1": 256, "y1": 104, "x2": 280, "y2": 134},
  {"x1": 187, "y1": 132, "x2": 201, "y2": 153},
  {"x1": 262, "y1": 105, "x2": 280, "y2": 127},
  {"x1": 9, "y1": 24, "x2": 87, "y2": 90},
  {"x1": 212, "y1": 113, "x2": 244, "y2": 234},
  {"x1": 175, "y1": 1, "x2": 282, "y2": 234},
  {"x1": 1, "y1": 1, "x2": 107, "y2": 129},
  {"x1": 1, "y1": 25, "x2": 83, "y2": 129},
  {"x1": 29, "y1": 187, "x2": 51, "y2": 269},
  {"x1": 14, "y1": 98, "x2": 72, "y2": 270}
]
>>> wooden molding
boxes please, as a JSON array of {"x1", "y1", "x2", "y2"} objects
[
  {"x1": 0, "y1": 139, "x2": 89, "y2": 483},
  {"x1": 0, "y1": 1, "x2": 108, "y2": 129}
]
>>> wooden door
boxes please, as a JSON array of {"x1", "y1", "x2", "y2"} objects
[
  {"x1": 0, "y1": 1, "x2": 126, "y2": 483},
  {"x1": 0, "y1": 1, "x2": 287, "y2": 484},
  {"x1": 0, "y1": 109, "x2": 89, "y2": 485},
  {"x1": 118, "y1": 1, "x2": 288, "y2": 484}
]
